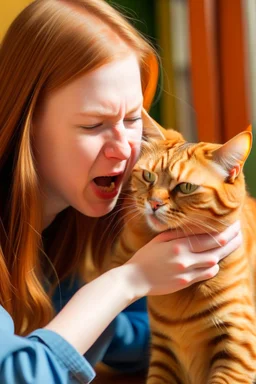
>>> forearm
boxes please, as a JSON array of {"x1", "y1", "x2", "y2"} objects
[{"x1": 44, "y1": 265, "x2": 138, "y2": 355}]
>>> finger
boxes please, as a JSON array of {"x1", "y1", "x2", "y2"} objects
[
  {"x1": 184, "y1": 254, "x2": 219, "y2": 270},
  {"x1": 184, "y1": 220, "x2": 241, "y2": 253},
  {"x1": 186, "y1": 264, "x2": 220, "y2": 286},
  {"x1": 152, "y1": 228, "x2": 188, "y2": 243},
  {"x1": 185, "y1": 231, "x2": 243, "y2": 270},
  {"x1": 174, "y1": 265, "x2": 220, "y2": 290},
  {"x1": 216, "y1": 231, "x2": 243, "y2": 261}
]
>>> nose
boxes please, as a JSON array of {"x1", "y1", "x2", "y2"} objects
[
  {"x1": 104, "y1": 124, "x2": 132, "y2": 160},
  {"x1": 149, "y1": 198, "x2": 165, "y2": 212}
]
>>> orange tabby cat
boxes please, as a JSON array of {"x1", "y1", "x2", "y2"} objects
[{"x1": 92, "y1": 112, "x2": 256, "y2": 384}]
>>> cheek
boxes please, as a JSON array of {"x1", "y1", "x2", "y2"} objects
[
  {"x1": 129, "y1": 127, "x2": 143, "y2": 165},
  {"x1": 70, "y1": 133, "x2": 107, "y2": 172},
  {"x1": 125, "y1": 143, "x2": 141, "y2": 183},
  {"x1": 75, "y1": 136, "x2": 100, "y2": 161},
  {"x1": 132, "y1": 143, "x2": 141, "y2": 167},
  {"x1": 123, "y1": 145, "x2": 142, "y2": 185}
]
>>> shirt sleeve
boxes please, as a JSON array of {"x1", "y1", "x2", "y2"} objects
[{"x1": 0, "y1": 306, "x2": 95, "y2": 384}]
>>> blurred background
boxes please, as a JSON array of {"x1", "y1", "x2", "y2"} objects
[{"x1": 1, "y1": 0, "x2": 255, "y2": 195}]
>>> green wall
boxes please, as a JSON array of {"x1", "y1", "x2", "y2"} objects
[{"x1": 244, "y1": 129, "x2": 256, "y2": 197}]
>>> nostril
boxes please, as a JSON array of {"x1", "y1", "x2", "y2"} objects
[{"x1": 149, "y1": 199, "x2": 164, "y2": 212}]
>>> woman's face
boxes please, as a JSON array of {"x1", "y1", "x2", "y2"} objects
[{"x1": 34, "y1": 54, "x2": 143, "y2": 226}]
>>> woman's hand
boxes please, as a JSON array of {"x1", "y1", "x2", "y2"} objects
[
  {"x1": 123, "y1": 220, "x2": 242, "y2": 299},
  {"x1": 45, "y1": 221, "x2": 241, "y2": 356}
]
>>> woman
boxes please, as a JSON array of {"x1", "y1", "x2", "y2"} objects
[{"x1": 0, "y1": 0, "x2": 241, "y2": 382}]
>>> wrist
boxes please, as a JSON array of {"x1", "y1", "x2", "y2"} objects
[{"x1": 111, "y1": 263, "x2": 148, "y2": 303}]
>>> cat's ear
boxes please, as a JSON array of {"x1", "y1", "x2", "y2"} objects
[
  {"x1": 142, "y1": 108, "x2": 184, "y2": 141},
  {"x1": 142, "y1": 109, "x2": 165, "y2": 140},
  {"x1": 212, "y1": 130, "x2": 252, "y2": 182}
]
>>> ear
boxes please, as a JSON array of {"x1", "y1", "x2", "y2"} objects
[
  {"x1": 142, "y1": 108, "x2": 184, "y2": 141},
  {"x1": 212, "y1": 131, "x2": 252, "y2": 182},
  {"x1": 142, "y1": 108, "x2": 165, "y2": 140}
]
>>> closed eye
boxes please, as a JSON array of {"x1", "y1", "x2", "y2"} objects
[
  {"x1": 124, "y1": 117, "x2": 142, "y2": 122},
  {"x1": 79, "y1": 123, "x2": 102, "y2": 130},
  {"x1": 78, "y1": 117, "x2": 141, "y2": 130}
]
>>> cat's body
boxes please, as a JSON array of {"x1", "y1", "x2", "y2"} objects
[
  {"x1": 92, "y1": 118, "x2": 256, "y2": 383},
  {"x1": 109, "y1": 195, "x2": 256, "y2": 384}
]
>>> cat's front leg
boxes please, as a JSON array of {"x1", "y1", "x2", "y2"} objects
[
  {"x1": 207, "y1": 334, "x2": 256, "y2": 384},
  {"x1": 147, "y1": 366, "x2": 185, "y2": 384},
  {"x1": 146, "y1": 350, "x2": 187, "y2": 384},
  {"x1": 208, "y1": 370, "x2": 256, "y2": 384}
]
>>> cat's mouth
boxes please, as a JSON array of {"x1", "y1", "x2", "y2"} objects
[
  {"x1": 93, "y1": 174, "x2": 122, "y2": 192},
  {"x1": 147, "y1": 213, "x2": 169, "y2": 232}
]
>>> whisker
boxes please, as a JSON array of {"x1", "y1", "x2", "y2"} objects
[
  {"x1": 185, "y1": 217, "x2": 221, "y2": 235},
  {"x1": 106, "y1": 203, "x2": 137, "y2": 220},
  {"x1": 107, "y1": 210, "x2": 144, "y2": 251},
  {"x1": 104, "y1": 206, "x2": 141, "y2": 245},
  {"x1": 183, "y1": 218, "x2": 222, "y2": 247},
  {"x1": 171, "y1": 217, "x2": 196, "y2": 250},
  {"x1": 189, "y1": 210, "x2": 229, "y2": 227},
  {"x1": 95, "y1": 203, "x2": 136, "y2": 250}
]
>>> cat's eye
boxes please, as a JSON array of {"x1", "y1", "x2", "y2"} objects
[
  {"x1": 177, "y1": 182, "x2": 198, "y2": 194},
  {"x1": 142, "y1": 170, "x2": 156, "y2": 183}
]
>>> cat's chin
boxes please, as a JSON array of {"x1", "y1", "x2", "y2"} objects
[{"x1": 146, "y1": 214, "x2": 169, "y2": 233}]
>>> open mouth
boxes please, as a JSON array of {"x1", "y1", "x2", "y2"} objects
[{"x1": 93, "y1": 175, "x2": 120, "y2": 193}]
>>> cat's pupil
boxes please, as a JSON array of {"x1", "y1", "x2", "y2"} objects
[
  {"x1": 142, "y1": 170, "x2": 155, "y2": 183},
  {"x1": 178, "y1": 182, "x2": 198, "y2": 194}
]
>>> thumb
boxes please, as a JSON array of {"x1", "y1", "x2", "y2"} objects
[{"x1": 152, "y1": 228, "x2": 186, "y2": 243}]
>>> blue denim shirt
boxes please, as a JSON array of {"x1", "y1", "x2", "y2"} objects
[{"x1": 0, "y1": 277, "x2": 149, "y2": 383}]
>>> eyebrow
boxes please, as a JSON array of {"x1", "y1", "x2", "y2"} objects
[{"x1": 75, "y1": 102, "x2": 143, "y2": 118}]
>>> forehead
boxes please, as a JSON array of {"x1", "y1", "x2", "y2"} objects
[
  {"x1": 138, "y1": 141, "x2": 225, "y2": 185},
  {"x1": 57, "y1": 55, "x2": 141, "y2": 105},
  {"x1": 41, "y1": 54, "x2": 143, "y2": 117},
  {"x1": 139, "y1": 142, "x2": 194, "y2": 169}
]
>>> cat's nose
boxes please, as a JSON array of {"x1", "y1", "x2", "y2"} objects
[{"x1": 149, "y1": 199, "x2": 165, "y2": 212}]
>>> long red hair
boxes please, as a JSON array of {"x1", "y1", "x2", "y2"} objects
[{"x1": 0, "y1": 0, "x2": 159, "y2": 335}]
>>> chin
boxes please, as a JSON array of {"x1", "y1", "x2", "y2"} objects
[
  {"x1": 82, "y1": 199, "x2": 118, "y2": 218},
  {"x1": 146, "y1": 215, "x2": 169, "y2": 233}
]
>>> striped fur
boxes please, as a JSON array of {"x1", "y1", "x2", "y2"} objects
[{"x1": 98, "y1": 131, "x2": 256, "y2": 383}]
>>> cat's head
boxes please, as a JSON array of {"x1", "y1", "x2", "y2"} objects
[{"x1": 132, "y1": 116, "x2": 252, "y2": 234}]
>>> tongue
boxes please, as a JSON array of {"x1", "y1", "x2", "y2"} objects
[{"x1": 94, "y1": 176, "x2": 113, "y2": 187}]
